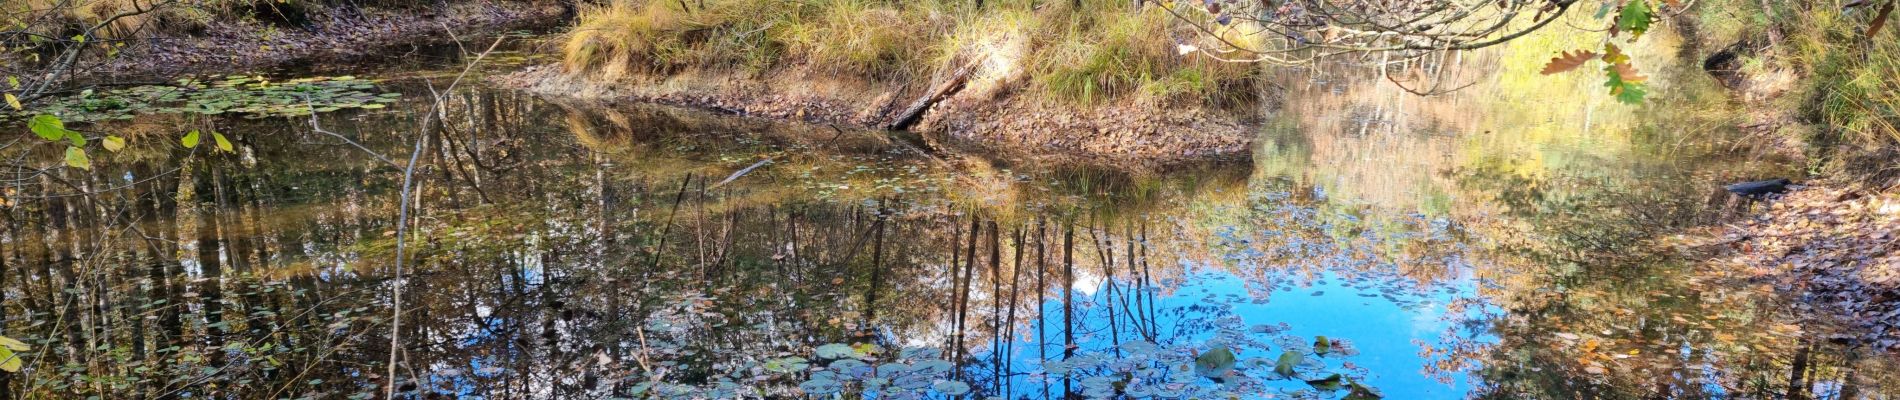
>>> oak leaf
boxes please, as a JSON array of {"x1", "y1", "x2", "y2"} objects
[{"x1": 1540, "y1": 50, "x2": 1599, "y2": 75}]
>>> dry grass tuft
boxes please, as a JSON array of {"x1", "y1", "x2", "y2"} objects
[{"x1": 560, "y1": 0, "x2": 1260, "y2": 108}]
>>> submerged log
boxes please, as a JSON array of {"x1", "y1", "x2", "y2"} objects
[
  {"x1": 884, "y1": 54, "x2": 987, "y2": 131},
  {"x1": 1726, "y1": 178, "x2": 1793, "y2": 197}
]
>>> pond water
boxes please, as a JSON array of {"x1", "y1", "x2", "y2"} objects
[{"x1": 6, "y1": 42, "x2": 1900, "y2": 399}]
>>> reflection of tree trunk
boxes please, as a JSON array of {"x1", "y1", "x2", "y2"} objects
[
  {"x1": 863, "y1": 201, "x2": 886, "y2": 328},
  {"x1": 1835, "y1": 347, "x2": 1861, "y2": 399},
  {"x1": 1035, "y1": 218, "x2": 1048, "y2": 400},
  {"x1": 1139, "y1": 222, "x2": 1157, "y2": 337},
  {"x1": 197, "y1": 167, "x2": 229, "y2": 369},
  {"x1": 1061, "y1": 222, "x2": 1075, "y2": 399},
  {"x1": 45, "y1": 174, "x2": 86, "y2": 359},
  {"x1": 1094, "y1": 221, "x2": 1119, "y2": 354},
  {"x1": 951, "y1": 216, "x2": 979, "y2": 370},
  {"x1": 1002, "y1": 226, "x2": 1023, "y2": 396},
  {"x1": 1786, "y1": 338, "x2": 1812, "y2": 400},
  {"x1": 987, "y1": 221, "x2": 1001, "y2": 395},
  {"x1": 1125, "y1": 223, "x2": 1149, "y2": 340},
  {"x1": 225, "y1": 199, "x2": 271, "y2": 349},
  {"x1": 151, "y1": 168, "x2": 186, "y2": 349}
]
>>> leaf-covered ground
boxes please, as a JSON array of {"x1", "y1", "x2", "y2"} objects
[
  {"x1": 92, "y1": 0, "x2": 560, "y2": 80},
  {"x1": 1707, "y1": 185, "x2": 1900, "y2": 348}
]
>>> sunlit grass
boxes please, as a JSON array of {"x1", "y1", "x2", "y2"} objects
[{"x1": 561, "y1": 0, "x2": 1257, "y2": 107}]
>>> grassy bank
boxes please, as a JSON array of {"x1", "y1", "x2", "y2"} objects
[
  {"x1": 560, "y1": 0, "x2": 1260, "y2": 107},
  {"x1": 1689, "y1": 0, "x2": 1900, "y2": 186}
]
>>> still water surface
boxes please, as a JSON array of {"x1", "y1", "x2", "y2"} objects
[{"x1": 7, "y1": 52, "x2": 1898, "y2": 399}]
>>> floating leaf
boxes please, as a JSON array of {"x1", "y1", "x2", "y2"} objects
[
  {"x1": 1306, "y1": 373, "x2": 1344, "y2": 391},
  {"x1": 1344, "y1": 381, "x2": 1385, "y2": 400},
  {"x1": 798, "y1": 376, "x2": 841, "y2": 395},
  {"x1": 1195, "y1": 346, "x2": 1237, "y2": 378},
  {"x1": 852, "y1": 342, "x2": 880, "y2": 355},
  {"x1": 933, "y1": 380, "x2": 971, "y2": 396},
  {"x1": 64, "y1": 146, "x2": 90, "y2": 170},
  {"x1": 1314, "y1": 336, "x2": 1331, "y2": 356},
  {"x1": 814, "y1": 343, "x2": 856, "y2": 359},
  {"x1": 102, "y1": 135, "x2": 125, "y2": 152},
  {"x1": 1540, "y1": 50, "x2": 1599, "y2": 75},
  {"x1": 1273, "y1": 351, "x2": 1302, "y2": 377},
  {"x1": 762, "y1": 356, "x2": 809, "y2": 373},
  {"x1": 182, "y1": 130, "x2": 200, "y2": 148}
]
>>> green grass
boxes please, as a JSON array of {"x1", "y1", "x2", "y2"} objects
[
  {"x1": 1778, "y1": 2, "x2": 1900, "y2": 182},
  {"x1": 1686, "y1": 0, "x2": 1899, "y2": 183},
  {"x1": 561, "y1": 0, "x2": 1258, "y2": 107}
]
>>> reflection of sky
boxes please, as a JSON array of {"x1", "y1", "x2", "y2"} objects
[
  {"x1": 993, "y1": 261, "x2": 1491, "y2": 399},
  {"x1": 1202, "y1": 268, "x2": 1482, "y2": 398}
]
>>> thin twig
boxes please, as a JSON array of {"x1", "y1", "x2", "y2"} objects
[{"x1": 384, "y1": 35, "x2": 506, "y2": 399}]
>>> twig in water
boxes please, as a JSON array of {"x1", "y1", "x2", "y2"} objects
[{"x1": 385, "y1": 35, "x2": 506, "y2": 399}]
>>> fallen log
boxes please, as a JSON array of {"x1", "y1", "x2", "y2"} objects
[
  {"x1": 884, "y1": 54, "x2": 987, "y2": 131},
  {"x1": 1725, "y1": 178, "x2": 1794, "y2": 197}
]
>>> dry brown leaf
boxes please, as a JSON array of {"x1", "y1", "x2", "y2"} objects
[
  {"x1": 1870, "y1": 0, "x2": 1896, "y2": 38},
  {"x1": 1540, "y1": 50, "x2": 1599, "y2": 75},
  {"x1": 1610, "y1": 62, "x2": 1649, "y2": 83}
]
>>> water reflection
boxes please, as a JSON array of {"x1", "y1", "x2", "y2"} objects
[{"x1": 0, "y1": 65, "x2": 1894, "y2": 399}]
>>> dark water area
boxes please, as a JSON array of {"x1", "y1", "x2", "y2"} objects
[{"x1": 4, "y1": 46, "x2": 1899, "y2": 399}]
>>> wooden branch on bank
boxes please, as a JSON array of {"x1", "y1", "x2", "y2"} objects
[{"x1": 884, "y1": 54, "x2": 987, "y2": 131}]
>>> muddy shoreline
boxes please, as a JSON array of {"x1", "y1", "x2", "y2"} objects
[
  {"x1": 83, "y1": 1, "x2": 566, "y2": 83},
  {"x1": 493, "y1": 65, "x2": 1260, "y2": 164},
  {"x1": 1688, "y1": 37, "x2": 1900, "y2": 350}
]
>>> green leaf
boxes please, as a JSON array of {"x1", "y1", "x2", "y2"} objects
[
  {"x1": 64, "y1": 146, "x2": 90, "y2": 170},
  {"x1": 28, "y1": 114, "x2": 65, "y2": 141},
  {"x1": 0, "y1": 347, "x2": 19, "y2": 373},
  {"x1": 71, "y1": 34, "x2": 85, "y2": 44},
  {"x1": 1618, "y1": 0, "x2": 1653, "y2": 39},
  {"x1": 65, "y1": 130, "x2": 84, "y2": 147},
  {"x1": 1344, "y1": 381, "x2": 1385, "y2": 400},
  {"x1": 102, "y1": 135, "x2": 125, "y2": 152},
  {"x1": 1314, "y1": 336, "x2": 1331, "y2": 356},
  {"x1": 1604, "y1": 63, "x2": 1650, "y2": 104},
  {"x1": 212, "y1": 131, "x2": 234, "y2": 153},
  {"x1": 1194, "y1": 347, "x2": 1237, "y2": 377},
  {"x1": 4, "y1": 93, "x2": 19, "y2": 110},
  {"x1": 5, "y1": 76, "x2": 18, "y2": 89},
  {"x1": 1305, "y1": 373, "x2": 1344, "y2": 391},
  {"x1": 1273, "y1": 350, "x2": 1302, "y2": 377},
  {"x1": 0, "y1": 336, "x2": 30, "y2": 351},
  {"x1": 1612, "y1": 83, "x2": 1648, "y2": 104},
  {"x1": 181, "y1": 129, "x2": 200, "y2": 148}
]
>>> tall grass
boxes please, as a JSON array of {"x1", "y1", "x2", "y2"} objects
[
  {"x1": 1796, "y1": 18, "x2": 1900, "y2": 146},
  {"x1": 778, "y1": 0, "x2": 947, "y2": 80},
  {"x1": 563, "y1": 0, "x2": 794, "y2": 77},
  {"x1": 1766, "y1": 2, "x2": 1900, "y2": 183},
  {"x1": 1030, "y1": 1, "x2": 1256, "y2": 106},
  {"x1": 561, "y1": 0, "x2": 1259, "y2": 107}
]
